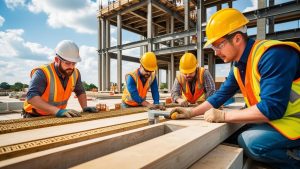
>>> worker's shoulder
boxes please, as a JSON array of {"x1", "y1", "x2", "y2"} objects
[
  {"x1": 262, "y1": 45, "x2": 299, "y2": 63},
  {"x1": 265, "y1": 45, "x2": 299, "y2": 57}
]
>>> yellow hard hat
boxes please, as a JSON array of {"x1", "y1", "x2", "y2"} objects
[
  {"x1": 140, "y1": 52, "x2": 157, "y2": 71},
  {"x1": 179, "y1": 53, "x2": 198, "y2": 74},
  {"x1": 204, "y1": 8, "x2": 249, "y2": 48}
]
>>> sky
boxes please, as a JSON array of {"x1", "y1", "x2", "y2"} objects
[{"x1": 0, "y1": 0, "x2": 297, "y2": 86}]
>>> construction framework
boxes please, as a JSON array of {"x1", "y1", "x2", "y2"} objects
[{"x1": 97, "y1": 0, "x2": 300, "y2": 92}]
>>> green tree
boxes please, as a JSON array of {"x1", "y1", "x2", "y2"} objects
[
  {"x1": 82, "y1": 81, "x2": 89, "y2": 91},
  {"x1": 160, "y1": 83, "x2": 167, "y2": 90},
  {"x1": 0, "y1": 82, "x2": 10, "y2": 90},
  {"x1": 10, "y1": 82, "x2": 24, "y2": 91},
  {"x1": 89, "y1": 83, "x2": 97, "y2": 90}
]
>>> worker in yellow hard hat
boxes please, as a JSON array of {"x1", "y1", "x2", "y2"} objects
[
  {"x1": 170, "y1": 8, "x2": 300, "y2": 168},
  {"x1": 171, "y1": 53, "x2": 215, "y2": 106},
  {"x1": 122, "y1": 52, "x2": 164, "y2": 110},
  {"x1": 23, "y1": 40, "x2": 98, "y2": 118}
]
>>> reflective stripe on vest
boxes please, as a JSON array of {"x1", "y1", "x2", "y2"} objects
[
  {"x1": 176, "y1": 67, "x2": 205, "y2": 104},
  {"x1": 122, "y1": 69, "x2": 156, "y2": 106},
  {"x1": 233, "y1": 40, "x2": 300, "y2": 140},
  {"x1": 23, "y1": 63, "x2": 78, "y2": 115}
]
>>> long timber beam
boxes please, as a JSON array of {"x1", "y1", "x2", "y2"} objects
[
  {"x1": 106, "y1": 0, "x2": 148, "y2": 19},
  {"x1": 152, "y1": 0, "x2": 196, "y2": 27}
]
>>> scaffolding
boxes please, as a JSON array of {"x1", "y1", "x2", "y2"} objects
[{"x1": 97, "y1": 0, "x2": 300, "y2": 92}]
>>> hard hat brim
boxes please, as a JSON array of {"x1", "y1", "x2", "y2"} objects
[
  {"x1": 142, "y1": 64, "x2": 157, "y2": 71},
  {"x1": 180, "y1": 66, "x2": 197, "y2": 74},
  {"x1": 64, "y1": 56, "x2": 81, "y2": 63}
]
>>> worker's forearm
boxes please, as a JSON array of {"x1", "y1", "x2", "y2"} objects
[
  {"x1": 191, "y1": 101, "x2": 213, "y2": 116},
  {"x1": 77, "y1": 94, "x2": 87, "y2": 109},
  {"x1": 27, "y1": 96, "x2": 59, "y2": 115},
  {"x1": 225, "y1": 105, "x2": 269, "y2": 123}
]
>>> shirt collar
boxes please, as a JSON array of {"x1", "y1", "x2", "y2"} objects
[{"x1": 234, "y1": 38, "x2": 255, "y2": 66}]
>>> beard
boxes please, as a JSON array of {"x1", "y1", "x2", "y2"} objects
[
  {"x1": 143, "y1": 74, "x2": 150, "y2": 79},
  {"x1": 58, "y1": 63, "x2": 74, "y2": 77},
  {"x1": 186, "y1": 76, "x2": 194, "y2": 82}
]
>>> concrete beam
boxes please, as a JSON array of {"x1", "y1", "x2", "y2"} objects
[
  {"x1": 117, "y1": 14, "x2": 122, "y2": 92},
  {"x1": 147, "y1": 0, "x2": 153, "y2": 52},
  {"x1": 98, "y1": 18, "x2": 102, "y2": 91},
  {"x1": 197, "y1": 0, "x2": 204, "y2": 67},
  {"x1": 105, "y1": 20, "x2": 111, "y2": 90},
  {"x1": 184, "y1": 0, "x2": 190, "y2": 45},
  {"x1": 101, "y1": 18, "x2": 106, "y2": 91},
  {"x1": 256, "y1": 0, "x2": 267, "y2": 39},
  {"x1": 154, "y1": 44, "x2": 197, "y2": 55}
]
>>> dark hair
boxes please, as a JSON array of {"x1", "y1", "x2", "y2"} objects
[{"x1": 224, "y1": 31, "x2": 248, "y2": 43}]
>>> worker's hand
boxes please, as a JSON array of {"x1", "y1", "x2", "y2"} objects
[
  {"x1": 56, "y1": 109, "x2": 81, "y2": 118},
  {"x1": 82, "y1": 106, "x2": 98, "y2": 113},
  {"x1": 170, "y1": 107, "x2": 193, "y2": 119},
  {"x1": 204, "y1": 108, "x2": 226, "y2": 123},
  {"x1": 178, "y1": 99, "x2": 189, "y2": 107},
  {"x1": 154, "y1": 104, "x2": 166, "y2": 110},
  {"x1": 147, "y1": 104, "x2": 157, "y2": 110}
]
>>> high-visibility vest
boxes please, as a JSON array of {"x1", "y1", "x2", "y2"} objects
[
  {"x1": 176, "y1": 67, "x2": 206, "y2": 104},
  {"x1": 122, "y1": 69, "x2": 156, "y2": 106},
  {"x1": 233, "y1": 40, "x2": 300, "y2": 140},
  {"x1": 23, "y1": 63, "x2": 78, "y2": 115}
]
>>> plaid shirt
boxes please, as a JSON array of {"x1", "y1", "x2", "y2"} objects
[{"x1": 171, "y1": 69, "x2": 216, "y2": 102}]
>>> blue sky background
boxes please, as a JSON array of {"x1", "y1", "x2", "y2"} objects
[{"x1": 0, "y1": 0, "x2": 297, "y2": 85}]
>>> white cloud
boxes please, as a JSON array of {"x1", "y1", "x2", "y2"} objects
[
  {"x1": 4, "y1": 0, "x2": 25, "y2": 10},
  {"x1": 76, "y1": 45, "x2": 99, "y2": 84},
  {"x1": 0, "y1": 16, "x2": 5, "y2": 27},
  {"x1": 0, "y1": 29, "x2": 53, "y2": 60},
  {"x1": 27, "y1": 0, "x2": 98, "y2": 34},
  {"x1": 0, "y1": 28, "x2": 55, "y2": 84},
  {"x1": 243, "y1": 0, "x2": 258, "y2": 12},
  {"x1": 0, "y1": 30, "x2": 100, "y2": 85}
]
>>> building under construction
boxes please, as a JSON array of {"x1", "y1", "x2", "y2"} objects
[
  {"x1": 97, "y1": 0, "x2": 300, "y2": 92},
  {"x1": 0, "y1": 0, "x2": 300, "y2": 168}
]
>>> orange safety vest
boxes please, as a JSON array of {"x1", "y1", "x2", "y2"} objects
[
  {"x1": 122, "y1": 69, "x2": 156, "y2": 106},
  {"x1": 233, "y1": 40, "x2": 300, "y2": 140},
  {"x1": 176, "y1": 67, "x2": 206, "y2": 104},
  {"x1": 23, "y1": 63, "x2": 78, "y2": 115}
]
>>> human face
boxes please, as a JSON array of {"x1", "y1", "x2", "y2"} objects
[
  {"x1": 56, "y1": 55, "x2": 76, "y2": 77},
  {"x1": 140, "y1": 65, "x2": 153, "y2": 79},
  {"x1": 211, "y1": 35, "x2": 238, "y2": 63},
  {"x1": 182, "y1": 71, "x2": 196, "y2": 82}
]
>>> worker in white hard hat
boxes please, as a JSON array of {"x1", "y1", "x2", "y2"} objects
[{"x1": 23, "y1": 40, "x2": 98, "y2": 118}]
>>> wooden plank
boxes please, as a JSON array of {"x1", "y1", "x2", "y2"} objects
[
  {"x1": 0, "y1": 124, "x2": 169, "y2": 169},
  {"x1": 0, "y1": 113, "x2": 148, "y2": 147},
  {"x1": 190, "y1": 144, "x2": 243, "y2": 169},
  {"x1": 72, "y1": 120, "x2": 242, "y2": 169}
]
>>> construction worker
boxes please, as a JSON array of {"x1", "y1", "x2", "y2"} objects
[
  {"x1": 23, "y1": 40, "x2": 98, "y2": 118},
  {"x1": 122, "y1": 52, "x2": 164, "y2": 110},
  {"x1": 171, "y1": 8, "x2": 300, "y2": 168},
  {"x1": 171, "y1": 53, "x2": 215, "y2": 106}
]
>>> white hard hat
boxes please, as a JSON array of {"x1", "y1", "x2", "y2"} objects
[{"x1": 55, "y1": 40, "x2": 81, "y2": 62}]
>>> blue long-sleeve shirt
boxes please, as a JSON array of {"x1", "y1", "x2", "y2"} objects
[
  {"x1": 207, "y1": 38, "x2": 300, "y2": 120},
  {"x1": 126, "y1": 69, "x2": 160, "y2": 105}
]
